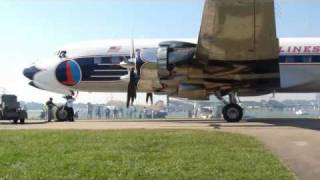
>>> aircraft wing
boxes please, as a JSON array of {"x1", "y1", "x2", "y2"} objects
[{"x1": 196, "y1": 0, "x2": 280, "y2": 93}]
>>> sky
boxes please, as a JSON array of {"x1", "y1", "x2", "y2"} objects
[{"x1": 0, "y1": 0, "x2": 320, "y2": 104}]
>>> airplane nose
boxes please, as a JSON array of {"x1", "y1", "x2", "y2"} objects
[{"x1": 23, "y1": 66, "x2": 41, "y2": 80}]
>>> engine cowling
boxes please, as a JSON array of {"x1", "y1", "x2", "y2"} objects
[
  {"x1": 136, "y1": 41, "x2": 195, "y2": 83},
  {"x1": 136, "y1": 41, "x2": 208, "y2": 100},
  {"x1": 157, "y1": 41, "x2": 196, "y2": 79}
]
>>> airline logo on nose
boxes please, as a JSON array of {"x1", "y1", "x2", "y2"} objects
[{"x1": 56, "y1": 60, "x2": 81, "y2": 86}]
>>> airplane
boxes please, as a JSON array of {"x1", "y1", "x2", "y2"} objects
[{"x1": 23, "y1": 0, "x2": 318, "y2": 122}]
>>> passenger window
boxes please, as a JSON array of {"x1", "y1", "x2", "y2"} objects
[
  {"x1": 110, "y1": 57, "x2": 120, "y2": 64},
  {"x1": 294, "y1": 56, "x2": 303, "y2": 63},
  {"x1": 279, "y1": 56, "x2": 286, "y2": 63},
  {"x1": 302, "y1": 56, "x2": 312, "y2": 63},
  {"x1": 312, "y1": 56, "x2": 320, "y2": 63},
  {"x1": 101, "y1": 56, "x2": 126, "y2": 64},
  {"x1": 285, "y1": 56, "x2": 295, "y2": 63}
]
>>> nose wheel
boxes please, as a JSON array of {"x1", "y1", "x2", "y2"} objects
[
  {"x1": 56, "y1": 106, "x2": 68, "y2": 121},
  {"x1": 222, "y1": 103, "x2": 243, "y2": 122}
]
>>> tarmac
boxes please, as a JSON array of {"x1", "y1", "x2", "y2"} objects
[{"x1": 1, "y1": 118, "x2": 320, "y2": 180}]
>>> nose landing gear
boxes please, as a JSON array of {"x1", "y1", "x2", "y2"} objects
[
  {"x1": 56, "y1": 106, "x2": 68, "y2": 121},
  {"x1": 216, "y1": 92, "x2": 244, "y2": 122}
]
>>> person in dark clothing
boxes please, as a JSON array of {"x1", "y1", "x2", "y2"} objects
[
  {"x1": 146, "y1": 93, "x2": 153, "y2": 105},
  {"x1": 87, "y1": 102, "x2": 93, "y2": 119},
  {"x1": 74, "y1": 111, "x2": 79, "y2": 119},
  {"x1": 139, "y1": 111, "x2": 142, "y2": 119},
  {"x1": 127, "y1": 68, "x2": 137, "y2": 108},
  {"x1": 114, "y1": 108, "x2": 118, "y2": 119},
  {"x1": 188, "y1": 110, "x2": 193, "y2": 118},
  {"x1": 65, "y1": 95, "x2": 75, "y2": 122},
  {"x1": 46, "y1": 98, "x2": 56, "y2": 122},
  {"x1": 105, "y1": 108, "x2": 110, "y2": 119},
  {"x1": 97, "y1": 106, "x2": 102, "y2": 119}
]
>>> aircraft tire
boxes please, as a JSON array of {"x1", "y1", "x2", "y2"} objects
[
  {"x1": 222, "y1": 104, "x2": 243, "y2": 122},
  {"x1": 20, "y1": 118, "x2": 25, "y2": 124},
  {"x1": 56, "y1": 106, "x2": 68, "y2": 121}
]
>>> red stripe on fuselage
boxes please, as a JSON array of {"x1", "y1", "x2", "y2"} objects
[{"x1": 63, "y1": 62, "x2": 75, "y2": 85}]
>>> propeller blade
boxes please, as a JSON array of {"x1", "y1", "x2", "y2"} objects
[
  {"x1": 126, "y1": 38, "x2": 137, "y2": 108},
  {"x1": 130, "y1": 38, "x2": 135, "y2": 59}
]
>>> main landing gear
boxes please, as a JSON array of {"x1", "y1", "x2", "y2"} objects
[{"x1": 216, "y1": 93, "x2": 244, "y2": 122}]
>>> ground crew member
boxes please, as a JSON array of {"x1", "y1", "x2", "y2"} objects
[
  {"x1": 146, "y1": 93, "x2": 153, "y2": 105},
  {"x1": 127, "y1": 68, "x2": 137, "y2": 108},
  {"x1": 46, "y1": 98, "x2": 56, "y2": 122},
  {"x1": 65, "y1": 95, "x2": 75, "y2": 122},
  {"x1": 105, "y1": 107, "x2": 110, "y2": 119},
  {"x1": 87, "y1": 102, "x2": 93, "y2": 119}
]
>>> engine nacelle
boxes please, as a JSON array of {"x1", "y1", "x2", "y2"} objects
[
  {"x1": 157, "y1": 41, "x2": 196, "y2": 79},
  {"x1": 137, "y1": 41, "x2": 208, "y2": 100}
]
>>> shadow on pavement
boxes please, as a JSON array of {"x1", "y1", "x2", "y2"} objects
[
  {"x1": 2, "y1": 118, "x2": 318, "y2": 131},
  {"x1": 76, "y1": 119, "x2": 219, "y2": 123},
  {"x1": 246, "y1": 118, "x2": 320, "y2": 131},
  {"x1": 0, "y1": 121, "x2": 49, "y2": 126}
]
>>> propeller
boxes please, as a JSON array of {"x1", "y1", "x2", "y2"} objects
[
  {"x1": 126, "y1": 38, "x2": 137, "y2": 108},
  {"x1": 119, "y1": 38, "x2": 136, "y2": 69},
  {"x1": 125, "y1": 38, "x2": 154, "y2": 108}
]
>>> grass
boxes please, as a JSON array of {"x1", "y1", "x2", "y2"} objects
[{"x1": 0, "y1": 130, "x2": 294, "y2": 180}]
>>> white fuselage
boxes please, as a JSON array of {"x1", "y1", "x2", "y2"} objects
[
  {"x1": 24, "y1": 38, "x2": 320, "y2": 95},
  {"x1": 279, "y1": 38, "x2": 320, "y2": 92}
]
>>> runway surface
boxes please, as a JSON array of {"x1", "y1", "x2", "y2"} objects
[{"x1": 1, "y1": 118, "x2": 320, "y2": 180}]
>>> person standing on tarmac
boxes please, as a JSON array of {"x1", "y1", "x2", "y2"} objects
[
  {"x1": 65, "y1": 95, "x2": 75, "y2": 122},
  {"x1": 105, "y1": 107, "x2": 110, "y2": 119},
  {"x1": 87, "y1": 102, "x2": 93, "y2": 119},
  {"x1": 46, "y1": 98, "x2": 56, "y2": 122}
]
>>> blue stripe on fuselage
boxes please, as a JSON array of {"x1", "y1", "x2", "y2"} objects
[
  {"x1": 280, "y1": 54, "x2": 320, "y2": 63},
  {"x1": 75, "y1": 58, "x2": 128, "y2": 82},
  {"x1": 69, "y1": 61, "x2": 81, "y2": 82}
]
